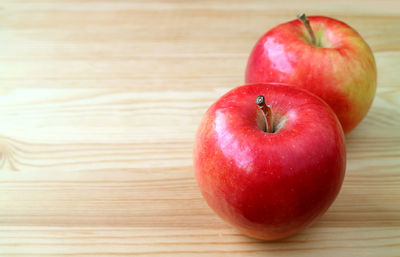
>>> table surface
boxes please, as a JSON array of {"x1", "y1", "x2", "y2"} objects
[{"x1": 0, "y1": 1, "x2": 399, "y2": 256}]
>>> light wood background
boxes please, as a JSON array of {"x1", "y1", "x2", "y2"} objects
[{"x1": 0, "y1": 0, "x2": 399, "y2": 256}]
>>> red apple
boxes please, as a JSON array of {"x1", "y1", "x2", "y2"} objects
[
  {"x1": 193, "y1": 83, "x2": 346, "y2": 240},
  {"x1": 245, "y1": 14, "x2": 377, "y2": 133}
]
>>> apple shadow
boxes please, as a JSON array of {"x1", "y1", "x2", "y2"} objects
[
  {"x1": 228, "y1": 183, "x2": 400, "y2": 255},
  {"x1": 295, "y1": 104, "x2": 400, "y2": 231}
]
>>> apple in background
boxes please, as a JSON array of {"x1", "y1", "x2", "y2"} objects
[
  {"x1": 245, "y1": 14, "x2": 377, "y2": 133},
  {"x1": 193, "y1": 83, "x2": 346, "y2": 240}
]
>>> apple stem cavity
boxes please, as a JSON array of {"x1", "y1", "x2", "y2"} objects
[
  {"x1": 256, "y1": 95, "x2": 273, "y2": 133},
  {"x1": 297, "y1": 13, "x2": 316, "y2": 46}
]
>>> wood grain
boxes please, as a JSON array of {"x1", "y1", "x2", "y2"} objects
[{"x1": 0, "y1": 0, "x2": 399, "y2": 256}]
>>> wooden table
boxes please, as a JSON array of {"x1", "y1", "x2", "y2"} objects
[{"x1": 0, "y1": 1, "x2": 399, "y2": 256}]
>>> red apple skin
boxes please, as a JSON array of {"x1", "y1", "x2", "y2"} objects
[
  {"x1": 193, "y1": 83, "x2": 346, "y2": 241},
  {"x1": 245, "y1": 16, "x2": 377, "y2": 133}
]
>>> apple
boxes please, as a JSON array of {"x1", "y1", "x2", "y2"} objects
[
  {"x1": 245, "y1": 14, "x2": 377, "y2": 133},
  {"x1": 193, "y1": 83, "x2": 346, "y2": 240}
]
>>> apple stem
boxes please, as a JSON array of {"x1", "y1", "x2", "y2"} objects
[
  {"x1": 297, "y1": 13, "x2": 316, "y2": 46},
  {"x1": 256, "y1": 95, "x2": 273, "y2": 133}
]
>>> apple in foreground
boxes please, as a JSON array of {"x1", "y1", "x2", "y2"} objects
[
  {"x1": 245, "y1": 14, "x2": 377, "y2": 133},
  {"x1": 193, "y1": 83, "x2": 346, "y2": 240}
]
